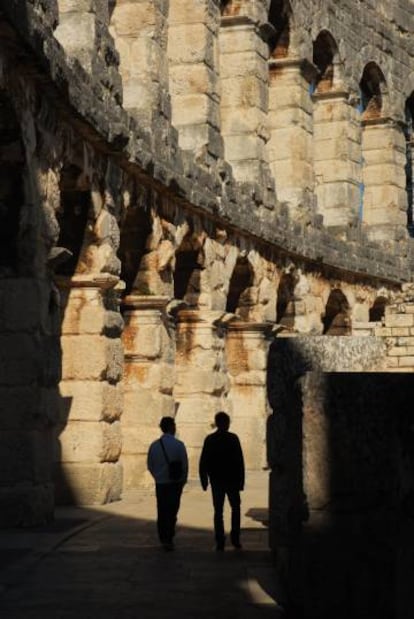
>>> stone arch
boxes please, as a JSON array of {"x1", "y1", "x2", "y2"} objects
[
  {"x1": 174, "y1": 234, "x2": 203, "y2": 307},
  {"x1": 55, "y1": 164, "x2": 91, "y2": 276},
  {"x1": 0, "y1": 91, "x2": 25, "y2": 275},
  {"x1": 276, "y1": 272, "x2": 296, "y2": 328},
  {"x1": 226, "y1": 254, "x2": 255, "y2": 317},
  {"x1": 118, "y1": 200, "x2": 153, "y2": 295},
  {"x1": 323, "y1": 288, "x2": 351, "y2": 335},
  {"x1": 369, "y1": 296, "x2": 388, "y2": 323},
  {"x1": 359, "y1": 62, "x2": 387, "y2": 121},
  {"x1": 313, "y1": 30, "x2": 338, "y2": 93},
  {"x1": 268, "y1": 0, "x2": 292, "y2": 59}
]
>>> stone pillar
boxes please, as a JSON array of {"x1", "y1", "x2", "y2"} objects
[
  {"x1": 268, "y1": 58, "x2": 314, "y2": 217},
  {"x1": 109, "y1": 0, "x2": 169, "y2": 127},
  {"x1": 0, "y1": 277, "x2": 59, "y2": 526},
  {"x1": 168, "y1": 0, "x2": 223, "y2": 159},
  {"x1": 55, "y1": 274, "x2": 123, "y2": 505},
  {"x1": 174, "y1": 310, "x2": 229, "y2": 477},
  {"x1": 406, "y1": 135, "x2": 414, "y2": 230},
  {"x1": 361, "y1": 118, "x2": 407, "y2": 241},
  {"x1": 313, "y1": 91, "x2": 361, "y2": 226},
  {"x1": 219, "y1": 14, "x2": 270, "y2": 184},
  {"x1": 226, "y1": 322, "x2": 271, "y2": 470},
  {"x1": 121, "y1": 295, "x2": 176, "y2": 489}
]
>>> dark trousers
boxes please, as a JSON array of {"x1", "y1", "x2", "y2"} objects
[
  {"x1": 155, "y1": 482, "x2": 183, "y2": 544},
  {"x1": 211, "y1": 483, "x2": 241, "y2": 546}
]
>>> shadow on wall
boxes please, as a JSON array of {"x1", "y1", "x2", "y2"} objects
[{"x1": 266, "y1": 337, "x2": 414, "y2": 618}]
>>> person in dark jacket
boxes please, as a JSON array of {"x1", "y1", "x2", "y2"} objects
[{"x1": 199, "y1": 411, "x2": 245, "y2": 551}]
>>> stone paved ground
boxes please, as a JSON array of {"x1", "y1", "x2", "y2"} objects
[{"x1": 0, "y1": 471, "x2": 283, "y2": 618}]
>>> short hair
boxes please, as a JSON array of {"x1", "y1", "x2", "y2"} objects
[
  {"x1": 215, "y1": 411, "x2": 230, "y2": 430},
  {"x1": 160, "y1": 416, "x2": 175, "y2": 433}
]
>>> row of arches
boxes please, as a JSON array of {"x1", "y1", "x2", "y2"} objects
[{"x1": 50, "y1": 2, "x2": 414, "y2": 239}]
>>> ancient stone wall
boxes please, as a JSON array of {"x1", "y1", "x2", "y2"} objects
[{"x1": 1, "y1": 1, "x2": 414, "y2": 525}]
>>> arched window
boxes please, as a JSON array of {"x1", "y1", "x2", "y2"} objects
[
  {"x1": 358, "y1": 63, "x2": 406, "y2": 239},
  {"x1": 268, "y1": 0, "x2": 291, "y2": 59},
  {"x1": 369, "y1": 296, "x2": 388, "y2": 322},
  {"x1": 313, "y1": 31, "x2": 336, "y2": 93},
  {"x1": 118, "y1": 200, "x2": 152, "y2": 295},
  {"x1": 226, "y1": 256, "x2": 254, "y2": 318},
  {"x1": 323, "y1": 289, "x2": 350, "y2": 335},
  {"x1": 359, "y1": 63, "x2": 386, "y2": 121},
  {"x1": 276, "y1": 273, "x2": 295, "y2": 328},
  {"x1": 0, "y1": 91, "x2": 25, "y2": 275},
  {"x1": 55, "y1": 165, "x2": 91, "y2": 276},
  {"x1": 174, "y1": 235, "x2": 202, "y2": 307}
]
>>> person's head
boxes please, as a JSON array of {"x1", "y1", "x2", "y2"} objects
[
  {"x1": 214, "y1": 411, "x2": 230, "y2": 431},
  {"x1": 160, "y1": 416, "x2": 176, "y2": 435}
]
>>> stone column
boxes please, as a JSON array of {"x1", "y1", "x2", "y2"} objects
[
  {"x1": 219, "y1": 14, "x2": 270, "y2": 184},
  {"x1": 406, "y1": 135, "x2": 414, "y2": 230},
  {"x1": 121, "y1": 295, "x2": 176, "y2": 489},
  {"x1": 313, "y1": 91, "x2": 361, "y2": 227},
  {"x1": 268, "y1": 58, "x2": 314, "y2": 218},
  {"x1": 109, "y1": 0, "x2": 169, "y2": 128},
  {"x1": 361, "y1": 118, "x2": 407, "y2": 241},
  {"x1": 168, "y1": 0, "x2": 223, "y2": 159},
  {"x1": 226, "y1": 322, "x2": 271, "y2": 470},
  {"x1": 55, "y1": 0, "x2": 97, "y2": 71},
  {"x1": 174, "y1": 310, "x2": 229, "y2": 478},
  {"x1": 55, "y1": 274, "x2": 123, "y2": 504},
  {"x1": 0, "y1": 277, "x2": 59, "y2": 526}
]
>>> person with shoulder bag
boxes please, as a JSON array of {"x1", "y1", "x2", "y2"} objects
[{"x1": 147, "y1": 416, "x2": 188, "y2": 551}]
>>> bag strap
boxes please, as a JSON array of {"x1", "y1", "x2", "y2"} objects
[{"x1": 159, "y1": 437, "x2": 170, "y2": 464}]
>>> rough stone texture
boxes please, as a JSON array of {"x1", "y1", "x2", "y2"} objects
[{"x1": 1, "y1": 1, "x2": 414, "y2": 529}]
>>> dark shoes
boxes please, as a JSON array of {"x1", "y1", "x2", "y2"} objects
[
  {"x1": 232, "y1": 541, "x2": 242, "y2": 550},
  {"x1": 162, "y1": 542, "x2": 175, "y2": 552}
]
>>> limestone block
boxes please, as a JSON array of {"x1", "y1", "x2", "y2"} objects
[
  {"x1": 61, "y1": 303, "x2": 106, "y2": 335},
  {"x1": 124, "y1": 361, "x2": 174, "y2": 392},
  {"x1": 55, "y1": 462, "x2": 122, "y2": 504},
  {"x1": 121, "y1": 425, "x2": 155, "y2": 456},
  {"x1": 172, "y1": 93, "x2": 213, "y2": 126},
  {"x1": 0, "y1": 278, "x2": 43, "y2": 332},
  {"x1": 0, "y1": 334, "x2": 39, "y2": 387},
  {"x1": 110, "y1": 2, "x2": 157, "y2": 37},
  {"x1": 177, "y1": 421, "x2": 213, "y2": 448},
  {"x1": 58, "y1": 380, "x2": 123, "y2": 423},
  {"x1": 169, "y1": 64, "x2": 214, "y2": 97},
  {"x1": 221, "y1": 75, "x2": 268, "y2": 111},
  {"x1": 0, "y1": 430, "x2": 52, "y2": 485},
  {"x1": 174, "y1": 368, "x2": 227, "y2": 395},
  {"x1": 122, "y1": 390, "x2": 173, "y2": 425},
  {"x1": 123, "y1": 320, "x2": 162, "y2": 359},
  {"x1": 55, "y1": 13, "x2": 95, "y2": 57},
  {"x1": 220, "y1": 51, "x2": 268, "y2": 82},
  {"x1": 363, "y1": 163, "x2": 406, "y2": 186},
  {"x1": 385, "y1": 314, "x2": 414, "y2": 335},
  {"x1": 0, "y1": 386, "x2": 43, "y2": 430},
  {"x1": 168, "y1": 23, "x2": 212, "y2": 65},
  {"x1": 122, "y1": 454, "x2": 149, "y2": 489},
  {"x1": 225, "y1": 134, "x2": 264, "y2": 161},
  {"x1": 58, "y1": 0, "x2": 93, "y2": 11},
  {"x1": 398, "y1": 356, "x2": 414, "y2": 367},
  {"x1": 58, "y1": 420, "x2": 122, "y2": 463},
  {"x1": 219, "y1": 26, "x2": 260, "y2": 56}
]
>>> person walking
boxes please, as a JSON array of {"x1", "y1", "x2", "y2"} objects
[
  {"x1": 199, "y1": 411, "x2": 245, "y2": 551},
  {"x1": 147, "y1": 416, "x2": 188, "y2": 551}
]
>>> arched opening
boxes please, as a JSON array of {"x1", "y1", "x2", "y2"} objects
[
  {"x1": 269, "y1": 0, "x2": 291, "y2": 59},
  {"x1": 226, "y1": 256, "x2": 255, "y2": 317},
  {"x1": 313, "y1": 31, "x2": 337, "y2": 93},
  {"x1": 359, "y1": 63, "x2": 406, "y2": 239},
  {"x1": 359, "y1": 62, "x2": 386, "y2": 121},
  {"x1": 55, "y1": 165, "x2": 91, "y2": 276},
  {"x1": 0, "y1": 91, "x2": 25, "y2": 275},
  {"x1": 174, "y1": 235, "x2": 202, "y2": 307},
  {"x1": 276, "y1": 273, "x2": 295, "y2": 328},
  {"x1": 369, "y1": 296, "x2": 388, "y2": 322},
  {"x1": 405, "y1": 93, "x2": 414, "y2": 233},
  {"x1": 323, "y1": 289, "x2": 351, "y2": 335},
  {"x1": 119, "y1": 203, "x2": 152, "y2": 295}
]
